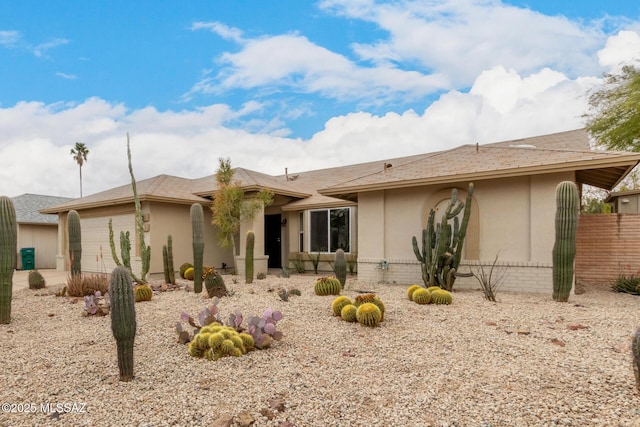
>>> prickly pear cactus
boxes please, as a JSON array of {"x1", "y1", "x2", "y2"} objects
[
  {"x1": 109, "y1": 266, "x2": 137, "y2": 381},
  {"x1": 0, "y1": 196, "x2": 17, "y2": 324}
]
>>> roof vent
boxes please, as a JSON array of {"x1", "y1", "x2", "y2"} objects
[
  {"x1": 509, "y1": 144, "x2": 537, "y2": 149},
  {"x1": 383, "y1": 162, "x2": 393, "y2": 171}
]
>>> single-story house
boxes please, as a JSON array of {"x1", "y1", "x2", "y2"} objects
[
  {"x1": 41, "y1": 128, "x2": 640, "y2": 292},
  {"x1": 12, "y1": 194, "x2": 73, "y2": 270}
]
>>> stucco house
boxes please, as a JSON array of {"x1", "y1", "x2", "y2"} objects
[
  {"x1": 12, "y1": 194, "x2": 73, "y2": 270},
  {"x1": 41, "y1": 128, "x2": 640, "y2": 292},
  {"x1": 605, "y1": 189, "x2": 640, "y2": 213}
]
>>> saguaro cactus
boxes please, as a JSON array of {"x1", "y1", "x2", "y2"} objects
[
  {"x1": 412, "y1": 183, "x2": 474, "y2": 291},
  {"x1": 334, "y1": 248, "x2": 347, "y2": 289},
  {"x1": 167, "y1": 235, "x2": 175, "y2": 285},
  {"x1": 552, "y1": 181, "x2": 579, "y2": 302},
  {"x1": 191, "y1": 203, "x2": 204, "y2": 293},
  {"x1": 632, "y1": 328, "x2": 640, "y2": 392},
  {"x1": 246, "y1": 230, "x2": 255, "y2": 284},
  {"x1": 109, "y1": 266, "x2": 137, "y2": 381},
  {"x1": 68, "y1": 210, "x2": 82, "y2": 276},
  {"x1": 0, "y1": 196, "x2": 17, "y2": 324}
]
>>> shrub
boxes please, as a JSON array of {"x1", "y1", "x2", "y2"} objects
[
  {"x1": 611, "y1": 274, "x2": 640, "y2": 295},
  {"x1": 67, "y1": 273, "x2": 110, "y2": 297}
]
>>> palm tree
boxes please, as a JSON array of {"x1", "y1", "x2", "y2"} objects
[{"x1": 70, "y1": 142, "x2": 89, "y2": 197}]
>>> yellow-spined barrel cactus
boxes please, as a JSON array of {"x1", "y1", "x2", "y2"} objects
[
  {"x1": 354, "y1": 293, "x2": 385, "y2": 321},
  {"x1": 314, "y1": 276, "x2": 341, "y2": 296},
  {"x1": 356, "y1": 303, "x2": 382, "y2": 327},
  {"x1": 407, "y1": 284, "x2": 422, "y2": 300},
  {"x1": 188, "y1": 323, "x2": 254, "y2": 361},
  {"x1": 427, "y1": 286, "x2": 441, "y2": 293},
  {"x1": 431, "y1": 289, "x2": 453, "y2": 305},
  {"x1": 184, "y1": 267, "x2": 195, "y2": 281},
  {"x1": 134, "y1": 284, "x2": 153, "y2": 302},
  {"x1": 340, "y1": 304, "x2": 358, "y2": 322},
  {"x1": 331, "y1": 296, "x2": 352, "y2": 316},
  {"x1": 179, "y1": 262, "x2": 193, "y2": 279},
  {"x1": 412, "y1": 288, "x2": 431, "y2": 304}
]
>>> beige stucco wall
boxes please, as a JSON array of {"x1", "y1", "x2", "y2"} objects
[
  {"x1": 16, "y1": 223, "x2": 58, "y2": 269},
  {"x1": 357, "y1": 172, "x2": 574, "y2": 293}
]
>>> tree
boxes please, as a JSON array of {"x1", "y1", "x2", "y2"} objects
[
  {"x1": 211, "y1": 158, "x2": 273, "y2": 257},
  {"x1": 585, "y1": 63, "x2": 640, "y2": 151},
  {"x1": 70, "y1": 142, "x2": 89, "y2": 197}
]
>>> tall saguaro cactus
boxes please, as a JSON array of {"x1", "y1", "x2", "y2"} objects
[
  {"x1": 412, "y1": 183, "x2": 474, "y2": 291},
  {"x1": 68, "y1": 210, "x2": 82, "y2": 276},
  {"x1": 246, "y1": 230, "x2": 255, "y2": 284},
  {"x1": 109, "y1": 266, "x2": 137, "y2": 382},
  {"x1": 0, "y1": 196, "x2": 17, "y2": 324},
  {"x1": 191, "y1": 203, "x2": 204, "y2": 293},
  {"x1": 552, "y1": 181, "x2": 579, "y2": 302}
]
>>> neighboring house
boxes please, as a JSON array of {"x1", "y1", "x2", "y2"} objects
[
  {"x1": 605, "y1": 190, "x2": 640, "y2": 213},
  {"x1": 41, "y1": 129, "x2": 640, "y2": 293},
  {"x1": 12, "y1": 194, "x2": 73, "y2": 270}
]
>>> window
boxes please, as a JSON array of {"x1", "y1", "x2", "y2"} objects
[
  {"x1": 298, "y1": 211, "x2": 304, "y2": 252},
  {"x1": 309, "y1": 208, "x2": 350, "y2": 252}
]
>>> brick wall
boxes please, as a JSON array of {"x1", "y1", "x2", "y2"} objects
[{"x1": 575, "y1": 214, "x2": 640, "y2": 287}]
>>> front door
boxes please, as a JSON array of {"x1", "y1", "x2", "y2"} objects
[{"x1": 264, "y1": 214, "x2": 282, "y2": 269}]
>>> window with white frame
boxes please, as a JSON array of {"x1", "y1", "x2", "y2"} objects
[{"x1": 309, "y1": 207, "x2": 350, "y2": 252}]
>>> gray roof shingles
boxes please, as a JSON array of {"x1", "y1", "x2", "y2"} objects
[{"x1": 11, "y1": 194, "x2": 73, "y2": 224}]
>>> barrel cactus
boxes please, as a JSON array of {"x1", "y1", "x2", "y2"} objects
[
  {"x1": 412, "y1": 288, "x2": 432, "y2": 304},
  {"x1": 28, "y1": 270, "x2": 46, "y2": 289},
  {"x1": 334, "y1": 248, "x2": 347, "y2": 288},
  {"x1": 340, "y1": 304, "x2": 358, "y2": 322},
  {"x1": 191, "y1": 203, "x2": 204, "y2": 293},
  {"x1": 407, "y1": 284, "x2": 422, "y2": 300},
  {"x1": 133, "y1": 284, "x2": 153, "y2": 302},
  {"x1": 184, "y1": 267, "x2": 194, "y2": 281},
  {"x1": 314, "y1": 276, "x2": 341, "y2": 296},
  {"x1": 356, "y1": 303, "x2": 382, "y2": 327},
  {"x1": 431, "y1": 288, "x2": 453, "y2": 305},
  {"x1": 0, "y1": 196, "x2": 17, "y2": 324},
  {"x1": 246, "y1": 231, "x2": 255, "y2": 284},
  {"x1": 109, "y1": 266, "x2": 137, "y2": 381},
  {"x1": 68, "y1": 210, "x2": 82, "y2": 276},
  {"x1": 179, "y1": 262, "x2": 193, "y2": 279},
  {"x1": 204, "y1": 268, "x2": 228, "y2": 298},
  {"x1": 331, "y1": 296, "x2": 352, "y2": 317},
  {"x1": 552, "y1": 181, "x2": 579, "y2": 302},
  {"x1": 354, "y1": 293, "x2": 385, "y2": 321}
]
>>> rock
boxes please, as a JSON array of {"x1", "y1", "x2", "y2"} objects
[
  {"x1": 269, "y1": 398, "x2": 286, "y2": 412},
  {"x1": 551, "y1": 338, "x2": 565, "y2": 347},
  {"x1": 236, "y1": 411, "x2": 255, "y2": 427},
  {"x1": 211, "y1": 415, "x2": 233, "y2": 427}
]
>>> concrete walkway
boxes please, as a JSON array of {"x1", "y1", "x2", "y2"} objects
[{"x1": 12, "y1": 269, "x2": 69, "y2": 291}]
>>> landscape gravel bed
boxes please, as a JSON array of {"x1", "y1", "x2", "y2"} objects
[{"x1": 0, "y1": 273, "x2": 639, "y2": 427}]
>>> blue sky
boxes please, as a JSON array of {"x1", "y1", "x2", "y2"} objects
[{"x1": 1, "y1": 1, "x2": 639, "y2": 198}]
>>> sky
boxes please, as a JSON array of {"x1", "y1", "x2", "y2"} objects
[{"x1": 1, "y1": 0, "x2": 640, "y2": 199}]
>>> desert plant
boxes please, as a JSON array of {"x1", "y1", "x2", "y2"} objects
[
  {"x1": 245, "y1": 230, "x2": 255, "y2": 284},
  {"x1": 162, "y1": 245, "x2": 170, "y2": 284},
  {"x1": 611, "y1": 274, "x2": 640, "y2": 295},
  {"x1": 412, "y1": 288, "x2": 432, "y2": 304},
  {"x1": 109, "y1": 266, "x2": 137, "y2": 381},
  {"x1": 347, "y1": 253, "x2": 357, "y2": 275},
  {"x1": 184, "y1": 267, "x2": 194, "y2": 281},
  {"x1": 0, "y1": 196, "x2": 17, "y2": 324},
  {"x1": 281, "y1": 267, "x2": 290, "y2": 278},
  {"x1": 83, "y1": 291, "x2": 110, "y2": 316},
  {"x1": 340, "y1": 304, "x2": 358, "y2": 322},
  {"x1": 191, "y1": 203, "x2": 204, "y2": 293},
  {"x1": 632, "y1": 328, "x2": 640, "y2": 392},
  {"x1": 28, "y1": 270, "x2": 46, "y2": 289},
  {"x1": 354, "y1": 293, "x2": 385, "y2": 321},
  {"x1": 66, "y1": 273, "x2": 110, "y2": 297},
  {"x1": 166, "y1": 235, "x2": 176, "y2": 285},
  {"x1": 472, "y1": 250, "x2": 509, "y2": 302},
  {"x1": 331, "y1": 296, "x2": 352, "y2": 317},
  {"x1": 133, "y1": 284, "x2": 153, "y2": 302},
  {"x1": 287, "y1": 288, "x2": 301, "y2": 296},
  {"x1": 334, "y1": 249, "x2": 347, "y2": 288},
  {"x1": 291, "y1": 256, "x2": 305, "y2": 274},
  {"x1": 257, "y1": 272, "x2": 266, "y2": 280},
  {"x1": 314, "y1": 276, "x2": 341, "y2": 296},
  {"x1": 412, "y1": 183, "x2": 474, "y2": 291},
  {"x1": 552, "y1": 181, "x2": 579, "y2": 302},
  {"x1": 179, "y1": 262, "x2": 193, "y2": 279},
  {"x1": 431, "y1": 288, "x2": 453, "y2": 305},
  {"x1": 127, "y1": 134, "x2": 151, "y2": 283},
  {"x1": 407, "y1": 284, "x2": 422, "y2": 300},
  {"x1": 68, "y1": 210, "x2": 82, "y2": 276},
  {"x1": 203, "y1": 267, "x2": 228, "y2": 298},
  {"x1": 278, "y1": 288, "x2": 289, "y2": 302},
  {"x1": 308, "y1": 252, "x2": 321, "y2": 274},
  {"x1": 356, "y1": 303, "x2": 382, "y2": 327}
]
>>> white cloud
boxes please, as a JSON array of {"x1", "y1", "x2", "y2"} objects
[
  {"x1": 191, "y1": 21, "x2": 245, "y2": 43},
  {"x1": 598, "y1": 30, "x2": 640, "y2": 70},
  {"x1": 0, "y1": 30, "x2": 20, "y2": 46},
  {"x1": 56, "y1": 72, "x2": 77, "y2": 80}
]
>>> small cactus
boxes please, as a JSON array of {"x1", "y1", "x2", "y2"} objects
[
  {"x1": 412, "y1": 288, "x2": 431, "y2": 304},
  {"x1": 204, "y1": 268, "x2": 228, "y2": 298},
  {"x1": 28, "y1": 270, "x2": 46, "y2": 289},
  {"x1": 133, "y1": 284, "x2": 153, "y2": 302},
  {"x1": 340, "y1": 304, "x2": 358, "y2": 322},
  {"x1": 331, "y1": 296, "x2": 352, "y2": 317},
  {"x1": 354, "y1": 293, "x2": 385, "y2": 321},
  {"x1": 407, "y1": 284, "x2": 422, "y2": 300},
  {"x1": 246, "y1": 231, "x2": 255, "y2": 284},
  {"x1": 356, "y1": 303, "x2": 382, "y2": 327},
  {"x1": 431, "y1": 289, "x2": 453, "y2": 305},
  {"x1": 109, "y1": 266, "x2": 137, "y2": 381},
  {"x1": 314, "y1": 276, "x2": 341, "y2": 296},
  {"x1": 184, "y1": 267, "x2": 194, "y2": 281},
  {"x1": 334, "y1": 248, "x2": 347, "y2": 288},
  {"x1": 179, "y1": 262, "x2": 193, "y2": 279}
]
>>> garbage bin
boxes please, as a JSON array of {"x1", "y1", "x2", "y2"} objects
[{"x1": 20, "y1": 248, "x2": 35, "y2": 270}]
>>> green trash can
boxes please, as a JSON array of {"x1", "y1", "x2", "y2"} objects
[{"x1": 20, "y1": 248, "x2": 35, "y2": 270}]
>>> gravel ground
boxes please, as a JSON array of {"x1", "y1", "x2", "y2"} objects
[{"x1": 1, "y1": 272, "x2": 639, "y2": 427}]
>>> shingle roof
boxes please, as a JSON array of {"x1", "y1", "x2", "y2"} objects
[{"x1": 12, "y1": 194, "x2": 73, "y2": 224}]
